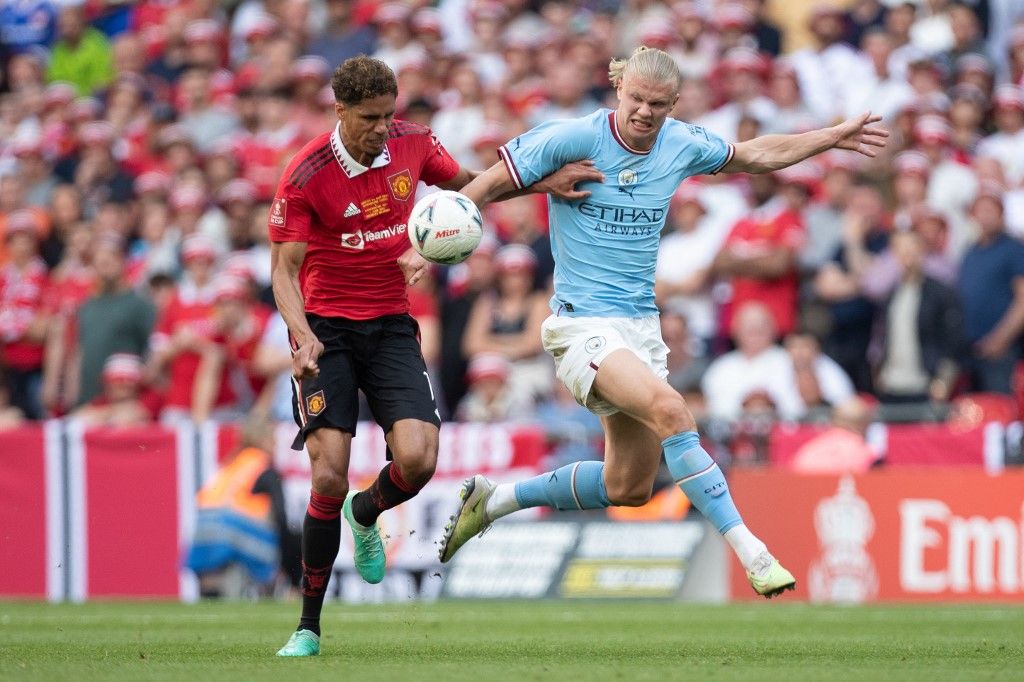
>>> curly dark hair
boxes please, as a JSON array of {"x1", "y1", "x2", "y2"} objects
[{"x1": 331, "y1": 56, "x2": 398, "y2": 106}]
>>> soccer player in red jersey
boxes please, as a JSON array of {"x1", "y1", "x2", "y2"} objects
[{"x1": 270, "y1": 56, "x2": 600, "y2": 657}]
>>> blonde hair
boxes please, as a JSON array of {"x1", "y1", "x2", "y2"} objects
[{"x1": 608, "y1": 46, "x2": 682, "y2": 90}]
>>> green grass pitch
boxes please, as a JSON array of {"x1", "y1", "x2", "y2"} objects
[{"x1": 1, "y1": 600, "x2": 1022, "y2": 681}]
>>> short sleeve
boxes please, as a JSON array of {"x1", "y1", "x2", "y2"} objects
[
  {"x1": 420, "y1": 133, "x2": 460, "y2": 186},
  {"x1": 677, "y1": 122, "x2": 734, "y2": 177},
  {"x1": 267, "y1": 182, "x2": 313, "y2": 243},
  {"x1": 498, "y1": 119, "x2": 594, "y2": 189}
]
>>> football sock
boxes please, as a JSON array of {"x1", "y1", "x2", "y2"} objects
[
  {"x1": 484, "y1": 482, "x2": 521, "y2": 519},
  {"x1": 662, "y1": 432, "x2": 743, "y2": 535},
  {"x1": 723, "y1": 525, "x2": 768, "y2": 571},
  {"x1": 298, "y1": 490, "x2": 344, "y2": 636},
  {"x1": 351, "y1": 463, "x2": 423, "y2": 527},
  {"x1": 514, "y1": 461, "x2": 611, "y2": 511}
]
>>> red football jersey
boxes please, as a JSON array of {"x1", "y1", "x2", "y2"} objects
[
  {"x1": 721, "y1": 203, "x2": 805, "y2": 336},
  {"x1": 268, "y1": 120, "x2": 460, "y2": 320},
  {"x1": 152, "y1": 294, "x2": 235, "y2": 410}
]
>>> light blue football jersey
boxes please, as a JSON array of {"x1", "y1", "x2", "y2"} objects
[{"x1": 498, "y1": 108, "x2": 733, "y2": 318}]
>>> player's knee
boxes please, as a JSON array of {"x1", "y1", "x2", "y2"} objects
[
  {"x1": 310, "y1": 465, "x2": 349, "y2": 499},
  {"x1": 647, "y1": 392, "x2": 695, "y2": 439},
  {"x1": 606, "y1": 482, "x2": 652, "y2": 508},
  {"x1": 396, "y1": 454, "x2": 436, "y2": 489}
]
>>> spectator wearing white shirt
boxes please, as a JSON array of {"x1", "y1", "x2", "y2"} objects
[
  {"x1": 764, "y1": 58, "x2": 818, "y2": 134},
  {"x1": 702, "y1": 302, "x2": 853, "y2": 423},
  {"x1": 700, "y1": 48, "x2": 777, "y2": 141},
  {"x1": 430, "y1": 63, "x2": 487, "y2": 169},
  {"x1": 655, "y1": 184, "x2": 731, "y2": 346},
  {"x1": 976, "y1": 85, "x2": 1024, "y2": 186},
  {"x1": 790, "y1": 4, "x2": 874, "y2": 124},
  {"x1": 845, "y1": 28, "x2": 915, "y2": 121},
  {"x1": 915, "y1": 115, "x2": 979, "y2": 254}
]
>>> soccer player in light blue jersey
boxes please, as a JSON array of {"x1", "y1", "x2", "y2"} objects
[{"x1": 438, "y1": 46, "x2": 888, "y2": 597}]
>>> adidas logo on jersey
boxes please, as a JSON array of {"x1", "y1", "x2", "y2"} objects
[{"x1": 343, "y1": 202, "x2": 360, "y2": 218}]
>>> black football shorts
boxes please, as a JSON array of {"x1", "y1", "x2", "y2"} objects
[{"x1": 290, "y1": 313, "x2": 440, "y2": 450}]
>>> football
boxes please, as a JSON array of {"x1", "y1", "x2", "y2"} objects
[{"x1": 408, "y1": 190, "x2": 484, "y2": 265}]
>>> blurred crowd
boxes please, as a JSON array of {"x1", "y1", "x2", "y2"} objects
[{"x1": 1, "y1": 0, "x2": 1024, "y2": 466}]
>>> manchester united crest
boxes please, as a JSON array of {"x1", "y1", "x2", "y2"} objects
[
  {"x1": 387, "y1": 169, "x2": 414, "y2": 201},
  {"x1": 306, "y1": 390, "x2": 326, "y2": 416}
]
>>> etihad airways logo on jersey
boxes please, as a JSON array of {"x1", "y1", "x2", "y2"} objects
[
  {"x1": 339, "y1": 224, "x2": 407, "y2": 249},
  {"x1": 578, "y1": 202, "x2": 664, "y2": 225}
]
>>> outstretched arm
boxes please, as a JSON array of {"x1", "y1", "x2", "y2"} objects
[
  {"x1": 442, "y1": 161, "x2": 603, "y2": 208},
  {"x1": 722, "y1": 112, "x2": 888, "y2": 174}
]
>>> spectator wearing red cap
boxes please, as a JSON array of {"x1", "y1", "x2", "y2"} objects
[
  {"x1": 712, "y1": 171, "x2": 806, "y2": 338},
  {"x1": 304, "y1": 0, "x2": 377, "y2": 69},
  {"x1": 69, "y1": 235, "x2": 154, "y2": 408},
  {"x1": 463, "y1": 244, "x2": 551, "y2": 403},
  {"x1": 0, "y1": 211, "x2": 50, "y2": 418},
  {"x1": 177, "y1": 67, "x2": 242, "y2": 154},
  {"x1": 789, "y1": 2, "x2": 873, "y2": 124},
  {"x1": 977, "y1": 85, "x2": 1024, "y2": 186},
  {"x1": 46, "y1": 4, "x2": 114, "y2": 97},
  {"x1": 656, "y1": 183, "x2": 729, "y2": 347},
  {"x1": 72, "y1": 353, "x2": 156, "y2": 427},
  {"x1": 956, "y1": 186, "x2": 1024, "y2": 394},
  {"x1": 455, "y1": 352, "x2": 534, "y2": 423}
]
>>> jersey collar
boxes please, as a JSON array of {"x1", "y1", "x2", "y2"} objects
[
  {"x1": 330, "y1": 123, "x2": 391, "y2": 178},
  {"x1": 608, "y1": 111, "x2": 653, "y2": 156}
]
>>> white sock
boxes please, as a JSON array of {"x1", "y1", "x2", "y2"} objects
[
  {"x1": 484, "y1": 483, "x2": 522, "y2": 520},
  {"x1": 723, "y1": 524, "x2": 768, "y2": 571}
]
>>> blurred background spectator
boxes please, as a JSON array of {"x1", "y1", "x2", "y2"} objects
[{"x1": 0, "y1": 0, "x2": 1022, "y2": 463}]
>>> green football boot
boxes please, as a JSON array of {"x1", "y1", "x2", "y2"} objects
[
  {"x1": 276, "y1": 629, "x2": 320, "y2": 657},
  {"x1": 747, "y1": 552, "x2": 797, "y2": 598},
  {"x1": 343, "y1": 491, "x2": 386, "y2": 584},
  {"x1": 439, "y1": 475, "x2": 496, "y2": 563}
]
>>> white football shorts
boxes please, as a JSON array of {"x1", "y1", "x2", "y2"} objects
[{"x1": 541, "y1": 314, "x2": 668, "y2": 416}]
